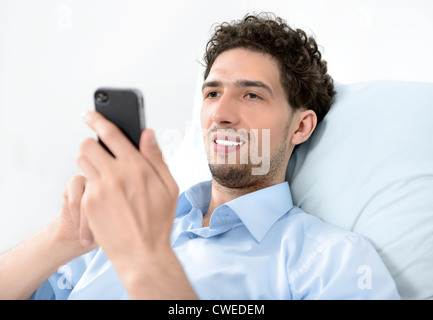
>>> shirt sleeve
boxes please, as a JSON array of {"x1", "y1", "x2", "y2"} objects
[
  {"x1": 289, "y1": 234, "x2": 401, "y2": 300},
  {"x1": 29, "y1": 249, "x2": 98, "y2": 300}
]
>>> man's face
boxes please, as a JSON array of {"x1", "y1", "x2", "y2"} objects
[{"x1": 201, "y1": 48, "x2": 300, "y2": 189}]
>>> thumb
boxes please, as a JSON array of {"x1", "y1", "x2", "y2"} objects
[
  {"x1": 139, "y1": 129, "x2": 179, "y2": 197},
  {"x1": 139, "y1": 129, "x2": 163, "y2": 161}
]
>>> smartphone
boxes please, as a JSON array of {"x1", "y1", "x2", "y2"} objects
[{"x1": 94, "y1": 87, "x2": 145, "y2": 156}]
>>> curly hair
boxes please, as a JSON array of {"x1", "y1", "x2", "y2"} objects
[{"x1": 203, "y1": 13, "x2": 336, "y2": 123}]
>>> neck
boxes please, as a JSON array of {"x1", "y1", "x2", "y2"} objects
[{"x1": 202, "y1": 174, "x2": 285, "y2": 227}]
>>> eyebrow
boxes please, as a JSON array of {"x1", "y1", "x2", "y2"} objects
[{"x1": 202, "y1": 79, "x2": 274, "y2": 97}]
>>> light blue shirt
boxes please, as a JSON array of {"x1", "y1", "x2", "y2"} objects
[{"x1": 31, "y1": 181, "x2": 400, "y2": 300}]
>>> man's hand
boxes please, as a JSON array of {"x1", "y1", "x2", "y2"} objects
[
  {"x1": 56, "y1": 175, "x2": 97, "y2": 250},
  {"x1": 77, "y1": 111, "x2": 196, "y2": 299},
  {"x1": 0, "y1": 175, "x2": 96, "y2": 300}
]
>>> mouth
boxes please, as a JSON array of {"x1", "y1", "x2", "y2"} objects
[{"x1": 212, "y1": 133, "x2": 246, "y2": 154}]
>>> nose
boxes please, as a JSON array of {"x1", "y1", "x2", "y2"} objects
[{"x1": 211, "y1": 92, "x2": 240, "y2": 127}]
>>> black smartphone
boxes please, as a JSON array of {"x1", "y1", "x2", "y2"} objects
[{"x1": 94, "y1": 87, "x2": 145, "y2": 156}]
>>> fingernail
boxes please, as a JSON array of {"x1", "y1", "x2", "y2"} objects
[
  {"x1": 148, "y1": 129, "x2": 156, "y2": 145},
  {"x1": 81, "y1": 111, "x2": 91, "y2": 122}
]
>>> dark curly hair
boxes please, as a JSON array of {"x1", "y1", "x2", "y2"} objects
[{"x1": 203, "y1": 13, "x2": 336, "y2": 123}]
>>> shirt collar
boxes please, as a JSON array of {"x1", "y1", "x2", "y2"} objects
[
  {"x1": 224, "y1": 182, "x2": 294, "y2": 242},
  {"x1": 175, "y1": 180, "x2": 212, "y2": 219},
  {"x1": 185, "y1": 180, "x2": 213, "y2": 208},
  {"x1": 178, "y1": 180, "x2": 294, "y2": 243}
]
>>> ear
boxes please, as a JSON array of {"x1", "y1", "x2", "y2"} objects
[{"x1": 290, "y1": 110, "x2": 317, "y2": 146}]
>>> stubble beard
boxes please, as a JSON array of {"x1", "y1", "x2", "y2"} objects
[{"x1": 207, "y1": 126, "x2": 290, "y2": 190}]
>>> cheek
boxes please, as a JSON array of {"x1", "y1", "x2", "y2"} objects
[
  {"x1": 266, "y1": 120, "x2": 291, "y2": 154},
  {"x1": 248, "y1": 128, "x2": 280, "y2": 159},
  {"x1": 263, "y1": 129, "x2": 281, "y2": 157},
  {"x1": 200, "y1": 105, "x2": 211, "y2": 129},
  {"x1": 200, "y1": 106, "x2": 212, "y2": 145}
]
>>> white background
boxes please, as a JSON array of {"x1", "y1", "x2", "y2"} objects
[{"x1": 1, "y1": 0, "x2": 432, "y2": 253}]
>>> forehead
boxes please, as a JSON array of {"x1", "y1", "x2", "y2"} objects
[{"x1": 206, "y1": 48, "x2": 282, "y2": 90}]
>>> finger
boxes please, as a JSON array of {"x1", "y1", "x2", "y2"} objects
[
  {"x1": 80, "y1": 187, "x2": 94, "y2": 247},
  {"x1": 67, "y1": 175, "x2": 87, "y2": 226},
  {"x1": 76, "y1": 153, "x2": 99, "y2": 180},
  {"x1": 79, "y1": 210, "x2": 94, "y2": 247},
  {"x1": 79, "y1": 137, "x2": 114, "y2": 172},
  {"x1": 82, "y1": 110, "x2": 137, "y2": 158},
  {"x1": 139, "y1": 129, "x2": 179, "y2": 197}
]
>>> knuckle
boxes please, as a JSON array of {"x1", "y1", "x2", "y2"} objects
[
  {"x1": 104, "y1": 173, "x2": 123, "y2": 190},
  {"x1": 99, "y1": 126, "x2": 117, "y2": 143},
  {"x1": 81, "y1": 192, "x2": 96, "y2": 212},
  {"x1": 79, "y1": 138, "x2": 95, "y2": 153},
  {"x1": 68, "y1": 194, "x2": 81, "y2": 209},
  {"x1": 64, "y1": 175, "x2": 86, "y2": 198},
  {"x1": 76, "y1": 154, "x2": 87, "y2": 168},
  {"x1": 75, "y1": 175, "x2": 87, "y2": 185},
  {"x1": 131, "y1": 161, "x2": 147, "y2": 178}
]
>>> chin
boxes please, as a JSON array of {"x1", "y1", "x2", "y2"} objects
[{"x1": 208, "y1": 163, "x2": 269, "y2": 189}]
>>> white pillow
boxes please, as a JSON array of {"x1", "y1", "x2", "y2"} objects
[
  {"x1": 168, "y1": 80, "x2": 433, "y2": 300},
  {"x1": 168, "y1": 68, "x2": 211, "y2": 193},
  {"x1": 287, "y1": 80, "x2": 433, "y2": 300}
]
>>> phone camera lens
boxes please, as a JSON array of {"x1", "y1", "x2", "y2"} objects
[{"x1": 95, "y1": 91, "x2": 109, "y2": 103}]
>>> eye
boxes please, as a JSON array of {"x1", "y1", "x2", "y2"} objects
[
  {"x1": 245, "y1": 93, "x2": 262, "y2": 100},
  {"x1": 205, "y1": 91, "x2": 220, "y2": 99}
]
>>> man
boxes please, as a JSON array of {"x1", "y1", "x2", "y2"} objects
[{"x1": 0, "y1": 13, "x2": 400, "y2": 299}]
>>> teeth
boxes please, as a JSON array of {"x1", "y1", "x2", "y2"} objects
[{"x1": 215, "y1": 139, "x2": 244, "y2": 146}]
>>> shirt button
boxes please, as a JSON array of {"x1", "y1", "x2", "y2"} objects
[{"x1": 189, "y1": 233, "x2": 198, "y2": 239}]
